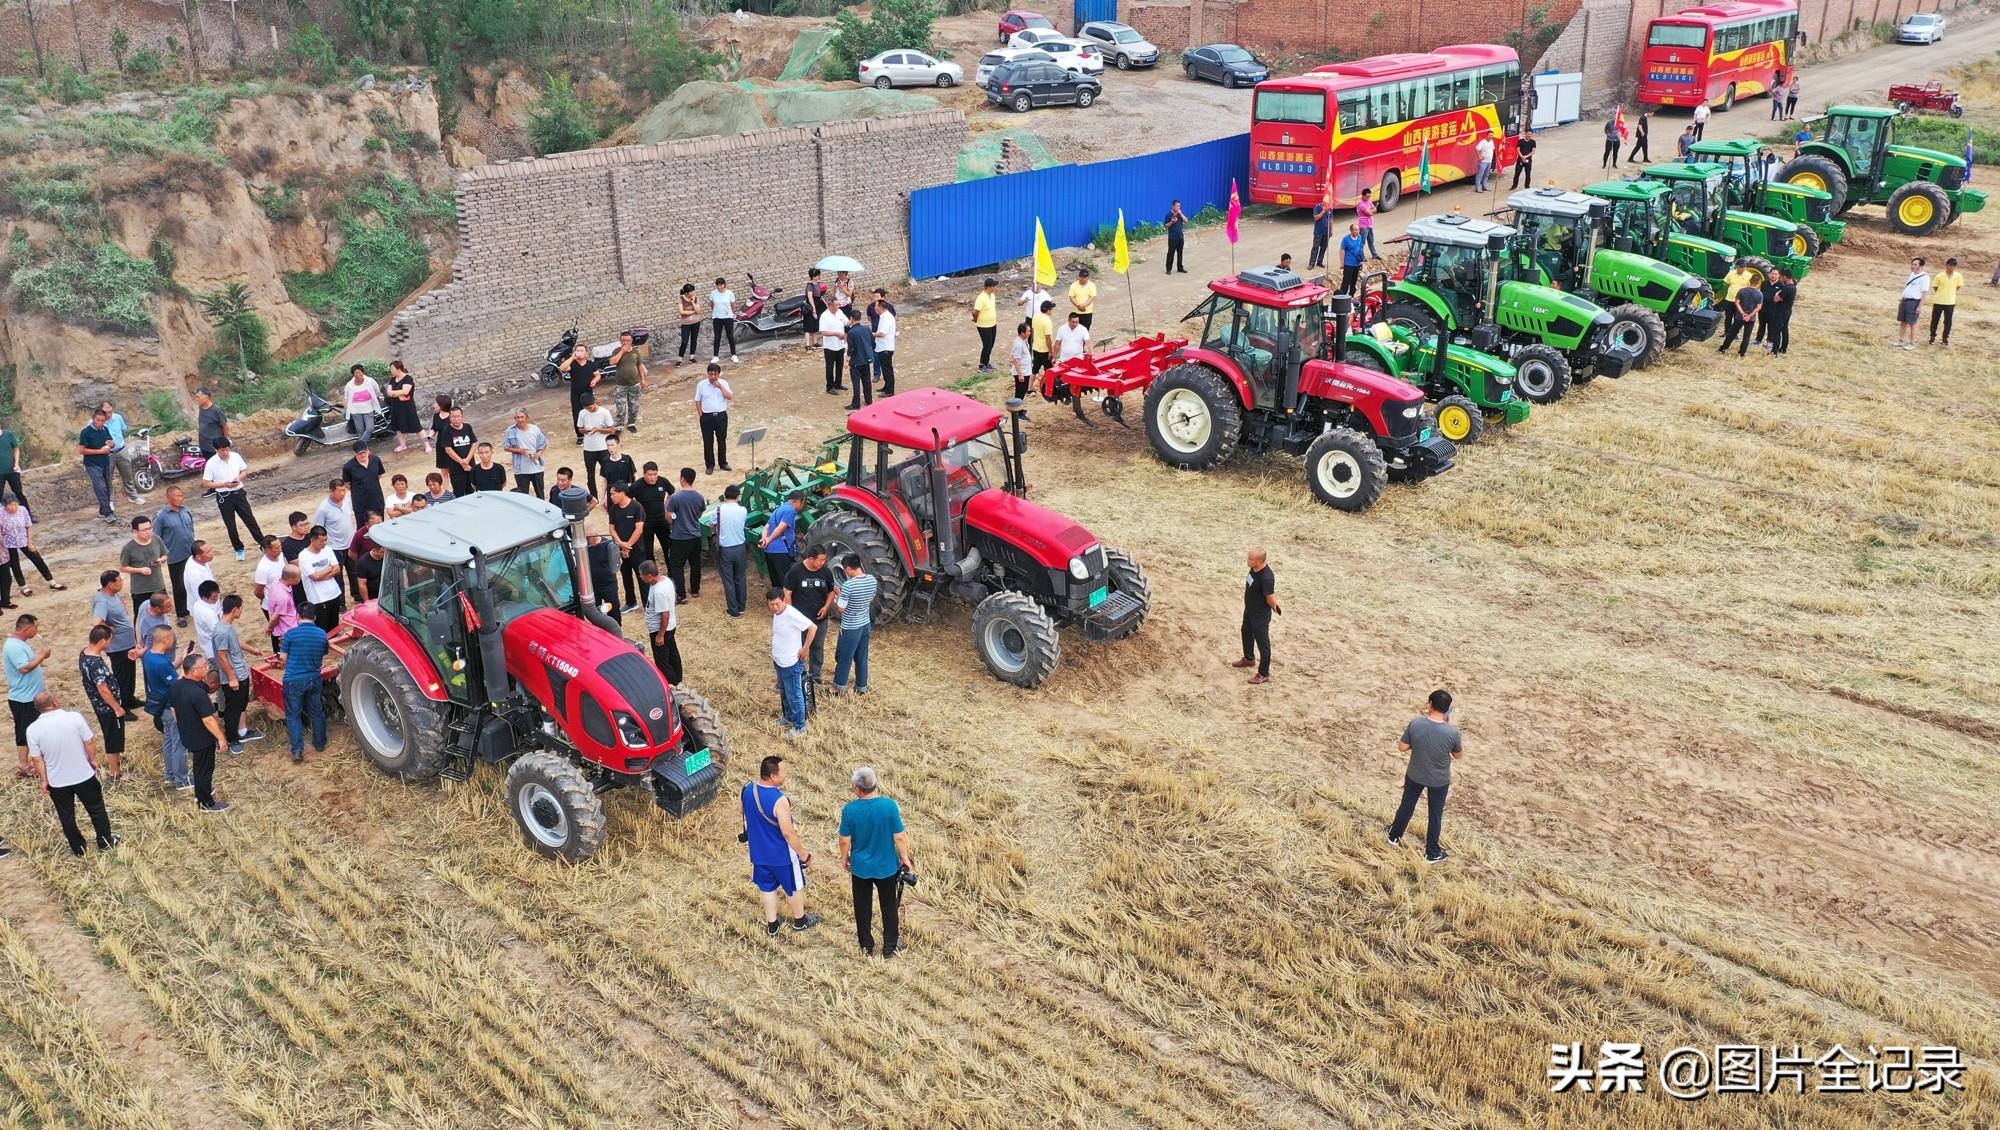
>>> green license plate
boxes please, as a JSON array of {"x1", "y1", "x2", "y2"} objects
[
  {"x1": 683, "y1": 748, "x2": 713, "y2": 775},
  {"x1": 1421, "y1": 427, "x2": 1433, "y2": 441},
  {"x1": 1089, "y1": 586, "x2": 1108, "y2": 608}
]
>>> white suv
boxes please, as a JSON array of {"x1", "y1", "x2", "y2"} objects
[
  {"x1": 978, "y1": 46, "x2": 1057, "y2": 87},
  {"x1": 1034, "y1": 37, "x2": 1105, "y2": 75},
  {"x1": 1079, "y1": 21, "x2": 1160, "y2": 70}
]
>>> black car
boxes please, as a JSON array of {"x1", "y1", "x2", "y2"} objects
[
  {"x1": 985, "y1": 60, "x2": 1101, "y2": 112},
  {"x1": 1183, "y1": 44, "x2": 1268, "y2": 88}
]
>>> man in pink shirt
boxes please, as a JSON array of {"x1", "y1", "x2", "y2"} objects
[
  {"x1": 263, "y1": 563, "x2": 301, "y2": 653},
  {"x1": 1356, "y1": 187, "x2": 1380, "y2": 259}
]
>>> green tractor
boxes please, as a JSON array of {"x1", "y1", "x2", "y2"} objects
[
  {"x1": 1776, "y1": 105, "x2": 1987, "y2": 236},
  {"x1": 1337, "y1": 287, "x2": 1529, "y2": 445},
  {"x1": 1378, "y1": 214, "x2": 1640, "y2": 406},
  {"x1": 1688, "y1": 137, "x2": 1847, "y2": 255},
  {"x1": 1638, "y1": 161, "x2": 1815, "y2": 282},
  {"x1": 1498, "y1": 186, "x2": 1722, "y2": 369},
  {"x1": 1583, "y1": 179, "x2": 1745, "y2": 313},
  {"x1": 698, "y1": 449, "x2": 847, "y2": 579}
]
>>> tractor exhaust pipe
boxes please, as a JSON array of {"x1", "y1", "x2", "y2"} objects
[
  {"x1": 928, "y1": 427, "x2": 962, "y2": 576},
  {"x1": 555, "y1": 485, "x2": 622, "y2": 636},
  {"x1": 1328, "y1": 293, "x2": 1352, "y2": 361},
  {"x1": 1005, "y1": 398, "x2": 1029, "y2": 494},
  {"x1": 465, "y1": 548, "x2": 512, "y2": 708}
]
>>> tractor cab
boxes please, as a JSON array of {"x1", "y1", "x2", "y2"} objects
[
  {"x1": 1819, "y1": 107, "x2": 1893, "y2": 179},
  {"x1": 1781, "y1": 105, "x2": 1984, "y2": 235},
  {"x1": 1181, "y1": 266, "x2": 1327, "y2": 413},
  {"x1": 1584, "y1": 179, "x2": 1740, "y2": 287},
  {"x1": 1399, "y1": 214, "x2": 1510, "y2": 325},
  {"x1": 1689, "y1": 136, "x2": 1844, "y2": 252},
  {"x1": 1500, "y1": 187, "x2": 1606, "y2": 292},
  {"x1": 1639, "y1": 161, "x2": 1810, "y2": 277}
]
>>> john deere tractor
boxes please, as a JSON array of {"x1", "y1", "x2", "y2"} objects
[
  {"x1": 1777, "y1": 105, "x2": 1987, "y2": 236},
  {"x1": 1584, "y1": 179, "x2": 1745, "y2": 319},
  {"x1": 1336, "y1": 286, "x2": 1528, "y2": 445},
  {"x1": 1379, "y1": 214, "x2": 1639, "y2": 406},
  {"x1": 1688, "y1": 137, "x2": 1847, "y2": 255},
  {"x1": 1638, "y1": 161, "x2": 1815, "y2": 283},
  {"x1": 1499, "y1": 187, "x2": 1721, "y2": 369}
]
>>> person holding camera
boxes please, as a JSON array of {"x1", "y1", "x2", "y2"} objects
[
  {"x1": 1387, "y1": 689, "x2": 1464, "y2": 864},
  {"x1": 838, "y1": 765, "x2": 912, "y2": 958},
  {"x1": 742, "y1": 755, "x2": 822, "y2": 937}
]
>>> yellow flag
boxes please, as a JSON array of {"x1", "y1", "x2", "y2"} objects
[
  {"x1": 1033, "y1": 217, "x2": 1057, "y2": 287},
  {"x1": 1112, "y1": 209, "x2": 1130, "y2": 275}
]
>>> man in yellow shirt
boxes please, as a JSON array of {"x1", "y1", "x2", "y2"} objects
[
  {"x1": 1068, "y1": 268, "x2": 1098, "y2": 331},
  {"x1": 1719, "y1": 260, "x2": 1757, "y2": 351},
  {"x1": 1030, "y1": 300, "x2": 1055, "y2": 380},
  {"x1": 971, "y1": 277, "x2": 999, "y2": 373},
  {"x1": 1929, "y1": 257, "x2": 1961, "y2": 347}
]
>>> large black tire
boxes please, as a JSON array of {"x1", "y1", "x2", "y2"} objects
[
  {"x1": 1097, "y1": 548, "x2": 1151, "y2": 640},
  {"x1": 809, "y1": 509, "x2": 910, "y2": 619},
  {"x1": 1143, "y1": 363, "x2": 1242, "y2": 471},
  {"x1": 1509, "y1": 344, "x2": 1572, "y2": 404},
  {"x1": 506, "y1": 752, "x2": 607, "y2": 862},
  {"x1": 339, "y1": 637, "x2": 450, "y2": 781},
  {"x1": 1303, "y1": 427, "x2": 1387, "y2": 512},
  {"x1": 1339, "y1": 349, "x2": 1393, "y2": 376},
  {"x1": 670, "y1": 685, "x2": 731, "y2": 777},
  {"x1": 1786, "y1": 225, "x2": 1822, "y2": 259},
  {"x1": 1886, "y1": 181, "x2": 1950, "y2": 236},
  {"x1": 971, "y1": 592, "x2": 1061, "y2": 688},
  {"x1": 1776, "y1": 154, "x2": 1849, "y2": 215},
  {"x1": 1738, "y1": 255, "x2": 1777, "y2": 291},
  {"x1": 1722, "y1": 84, "x2": 1735, "y2": 112},
  {"x1": 1379, "y1": 299, "x2": 1444, "y2": 343},
  {"x1": 1379, "y1": 171, "x2": 1402, "y2": 212},
  {"x1": 1605, "y1": 303, "x2": 1667, "y2": 370},
  {"x1": 1433, "y1": 396, "x2": 1485, "y2": 445}
]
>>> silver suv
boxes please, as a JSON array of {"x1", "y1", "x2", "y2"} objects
[{"x1": 1078, "y1": 21, "x2": 1159, "y2": 70}]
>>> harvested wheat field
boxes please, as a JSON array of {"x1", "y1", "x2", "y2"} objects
[{"x1": 4, "y1": 163, "x2": 1999, "y2": 1130}]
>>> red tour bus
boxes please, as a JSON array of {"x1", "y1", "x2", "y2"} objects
[
  {"x1": 1248, "y1": 45, "x2": 1521, "y2": 211},
  {"x1": 1636, "y1": 0, "x2": 1798, "y2": 110}
]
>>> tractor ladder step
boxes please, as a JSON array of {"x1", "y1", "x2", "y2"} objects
[
  {"x1": 440, "y1": 758, "x2": 475, "y2": 783},
  {"x1": 904, "y1": 581, "x2": 940, "y2": 626}
]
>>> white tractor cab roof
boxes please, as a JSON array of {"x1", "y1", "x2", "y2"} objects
[
  {"x1": 1404, "y1": 214, "x2": 1515, "y2": 250},
  {"x1": 370, "y1": 490, "x2": 572, "y2": 566},
  {"x1": 1505, "y1": 187, "x2": 1607, "y2": 219}
]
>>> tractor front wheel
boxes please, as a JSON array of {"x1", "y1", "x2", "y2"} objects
[
  {"x1": 1788, "y1": 226, "x2": 1822, "y2": 258},
  {"x1": 1509, "y1": 344, "x2": 1572, "y2": 404},
  {"x1": 339, "y1": 638, "x2": 449, "y2": 781},
  {"x1": 809, "y1": 509, "x2": 910, "y2": 619},
  {"x1": 1303, "y1": 428, "x2": 1387, "y2": 511},
  {"x1": 1097, "y1": 548, "x2": 1152, "y2": 640},
  {"x1": 506, "y1": 753, "x2": 608, "y2": 862},
  {"x1": 1434, "y1": 396, "x2": 1485, "y2": 444},
  {"x1": 671, "y1": 686, "x2": 732, "y2": 777},
  {"x1": 972, "y1": 592, "x2": 1062, "y2": 688},
  {"x1": 1776, "y1": 154, "x2": 1849, "y2": 215},
  {"x1": 1887, "y1": 182, "x2": 1950, "y2": 236},
  {"x1": 1606, "y1": 304, "x2": 1667, "y2": 370},
  {"x1": 1144, "y1": 364, "x2": 1242, "y2": 471},
  {"x1": 1738, "y1": 256, "x2": 1778, "y2": 291}
]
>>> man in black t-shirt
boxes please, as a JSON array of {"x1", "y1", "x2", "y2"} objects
[
  {"x1": 170, "y1": 654, "x2": 231, "y2": 811},
  {"x1": 783, "y1": 544, "x2": 836, "y2": 683},
  {"x1": 468, "y1": 443, "x2": 509, "y2": 493},
  {"x1": 341, "y1": 442, "x2": 387, "y2": 523},
  {"x1": 351, "y1": 544, "x2": 386, "y2": 603},
  {"x1": 1762, "y1": 269, "x2": 1796, "y2": 355},
  {"x1": 667, "y1": 468, "x2": 705, "y2": 600},
  {"x1": 1233, "y1": 547, "x2": 1279, "y2": 683},
  {"x1": 436, "y1": 407, "x2": 477, "y2": 496},
  {"x1": 606, "y1": 482, "x2": 648, "y2": 611},
  {"x1": 1512, "y1": 130, "x2": 1537, "y2": 188},
  {"x1": 598, "y1": 435, "x2": 639, "y2": 496},
  {"x1": 630, "y1": 462, "x2": 673, "y2": 565},
  {"x1": 1719, "y1": 281, "x2": 1764, "y2": 358}
]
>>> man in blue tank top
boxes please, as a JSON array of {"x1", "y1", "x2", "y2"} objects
[{"x1": 741, "y1": 755, "x2": 822, "y2": 936}]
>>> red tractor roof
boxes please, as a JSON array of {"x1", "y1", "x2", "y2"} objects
[
  {"x1": 847, "y1": 388, "x2": 1005, "y2": 451},
  {"x1": 1209, "y1": 268, "x2": 1331, "y2": 309}
]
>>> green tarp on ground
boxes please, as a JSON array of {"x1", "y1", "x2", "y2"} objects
[
  {"x1": 629, "y1": 79, "x2": 941, "y2": 144},
  {"x1": 778, "y1": 28, "x2": 839, "y2": 81},
  {"x1": 956, "y1": 129, "x2": 1060, "y2": 181}
]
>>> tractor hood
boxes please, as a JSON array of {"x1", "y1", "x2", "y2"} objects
[
  {"x1": 504, "y1": 608, "x2": 680, "y2": 756},
  {"x1": 1500, "y1": 279, "x2": 1614, "y2": 322},
  {"x1": 963, "y1": 490, "x2": 1100, "y2": 571},
  {"x1": 1887, "y1": 144, "x2": 1968, "y2": 170},
  {"x1": 1724, "y1": 208, "x2": 1799, "y2": 233},
  {"x1": 1595, "y1": 247, "x2": 1700, "y2": 296}
]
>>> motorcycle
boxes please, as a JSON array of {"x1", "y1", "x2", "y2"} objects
[
  {"x1": 127, "y1": 426, "x2": 208, "y2": 493},
  {"x1": 536, "y1": 320, "x2": 653, "y2": 388},
  {"x1": 285, "y1": 389, "x2": 389, "y2": 456},
  {"x1": 738, "y1": 272, "x2": 812, "y2": 337}
]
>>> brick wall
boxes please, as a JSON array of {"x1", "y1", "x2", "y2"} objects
[
  {"x1": 390, "y1": 110, "x2": 968, "y2": 391},
  {"x1": 1538, "y1": 0, "x2": 1634, "y2": 110}
]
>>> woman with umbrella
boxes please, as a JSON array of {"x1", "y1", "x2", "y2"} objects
[{"x1": 817, "y1": 254, "x2": 864, "y2": 315}]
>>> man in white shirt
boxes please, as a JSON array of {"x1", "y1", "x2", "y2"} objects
[
  {"x1": 190, "y1": 579, "x2": 222, "y2": 658},
  {"x1": 694, "y1": 364, "x2": 734, "y2": 474},
  {"x1": 502, "y1": 409, "x2": 549, "y2": 499},
  {"x1": 297, "y1": 527, "x2": 344, "y2": 631},
  {"x1": 818, "y1": 304, "x2": 850, "y2": 394},
  {"x1": 313, "y1": 480, "x2": 356, "y2": 554},
  {"x1": 1010, "y1": 320, "x2": 1036, "y2": 410},
  {"x1": 342, "y1": 365, "x2": 383, "y2": 443},
  {"x1": 1054, "y1": 310, "x2": 1091, "y2": 364},
  {"x1": 251, "y1": 536, "x2": 286, "y2": 602},
  {"x1": 1692, "y1": 99, "x2": 1709, "y2": 139},
  {"x1": 199, "y1": 437, "x2": 264, "y2": 560},
  {"x1": 1897, "y1": 256, "x2": 1931, "y2": 349},
  {"x1": 714, "y1": 483, "x2": 750, "y2": 618},
  {"x1": 1474, "y1": 132, "x2": 1496, "y2": 192},
  {"x1": 639, "y1": 560, "x2": 681, "y2": 686},
  {"x1": 575, "y1": 393, "x2": 619, "y2": 499},
  {"x1": 26, "y1": 691, "x2": 117, "y2": 855},
  {"x1": 1018, "y1": 282, "x2": 1051, "y2": 319},
  {"x1": 870, "y1": 292, "x2": 899, "y2": 396},
  {"x1": 182, "y1": 540, "x2": 217, "y2": 602},
  {"x1": 709, "y1": 277, "x2": 739, "y2": 364},
  {"x1": 768, "y1": 586, "x2": 817, "y2": 739}
]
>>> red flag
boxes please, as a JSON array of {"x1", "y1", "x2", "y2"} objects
[
  {"x1": 1226, "y1": 180, "x2": 1242, "y2": 245},
  {"x1": 1615, "y1": 106, "x2": 1630, "y2": 142}
]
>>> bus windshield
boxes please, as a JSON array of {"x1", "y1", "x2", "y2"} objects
[
  {"x1": 1255, "y1": 90, "x2": 1325, "y2": 126},
  {"x1": 1648, "y1": 23, "x2": 1708, "y2": 48}
]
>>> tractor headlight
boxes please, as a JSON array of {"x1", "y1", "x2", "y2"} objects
[
  {"x1": 1401, "y1": 407, "x2": 1421, "y2": 419},
  {"x1": 1067, "y1": 556, "x2": 1090, "y2": 581},
  {"x1": 615, "y1": 712, "x2": 649, "y2": 748}
]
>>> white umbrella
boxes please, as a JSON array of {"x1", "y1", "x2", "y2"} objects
[{"x1": 815, "y1": 254, "x2": 865, "y2": 274}]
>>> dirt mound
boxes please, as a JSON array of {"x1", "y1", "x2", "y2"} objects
[{"x1": 627, "y1": 79, "x2": 942, "y2": 144}]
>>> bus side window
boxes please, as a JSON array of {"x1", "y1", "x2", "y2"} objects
[
  {"x1": 1371, "y1": 83, "x2": 1394, "y2": 129},
  {"x1": 1401, "y1": 78, "x2": 1426, "y2": 119},
  {"x1": 1339, "y1": 92, "x2": 1367, "y2": 132}
]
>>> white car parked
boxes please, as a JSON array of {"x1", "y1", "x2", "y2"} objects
[
  {"x1": 1007, "y1": 28, "x2": 1069, "y2": 51},
  {"x1": 1078, "y1": 21, "x2": 1160, "y2": 70},
  {"x1": 977, "y1": 46, "x2": 1058, "y2": 87},
  {"x1": 857, "y1": 49, "x2": 964, "y2": 89},
  {"x1": 1035, "y1": 37, "x2": 1106, "y2": 76},
  {"x1": 1894, "y1": 13, "x2": 1945, "y2": 44}
]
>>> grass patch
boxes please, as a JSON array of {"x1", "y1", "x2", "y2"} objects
[
  {"x1": 8, "y1": 239, "x2": 164, "y2": 332},
  {"x1": 0, "y1": 166, "x2": 99, "y2": 235},
  {"x1": 1894, "y1": 115, "x2": 1998, "y2": 165},
  {"x1": 283, "y1": 175, "x2": 453, "y2": 339},
  {"x1": 142, "y1": 389, "x2": 188, "y2": 432}
]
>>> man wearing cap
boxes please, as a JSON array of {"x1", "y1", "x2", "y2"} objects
[{"x1": 1067, "y1": 268, "x2": 1097, "y2": 331}]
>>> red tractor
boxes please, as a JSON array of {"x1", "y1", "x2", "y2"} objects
[
  {"x1": 801, "y1": 388, "x2": 1151, "y2": 688},
  {"x1": 1042, "y1": 265, "x2": 1457, "y2": 510},
  {"x1": 248, "y1": 490, "x2": 730, "y2": 862}
]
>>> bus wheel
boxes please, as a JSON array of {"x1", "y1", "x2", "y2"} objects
[
  {"x1": 1379, "y1": 171, "x2": 1402, "y2": 212},
  {"x1": 1722, "y1": 84, "x2": 1736, "y2": 112}
]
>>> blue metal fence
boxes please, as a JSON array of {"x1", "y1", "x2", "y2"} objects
[
  {"x1": 1072, "y1": 0, "x2": 1117, "y2": 32},
  {"x1": 908, "y1": 132, "x2": 1249, "y2": 279}
]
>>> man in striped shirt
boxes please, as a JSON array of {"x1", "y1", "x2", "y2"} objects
[{"x1": 831, "y1": 554, "x2": 879, "y2": 696}]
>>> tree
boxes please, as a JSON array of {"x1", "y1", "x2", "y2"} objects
[
  {"x1": 634, "y1": 0, "x2": 719, "y2": 98},
  {"x1": 198, "y1": 282, "x2": 272, "y2": 375},
  {"x1": 344, "y1": 0, "x2": 415, "y2": 57},
  {"x1": 821, "y1": 0, "x2": 942, "y2": 81},
  {"x1": 110, "y1": 24, "x2": 130, "y2": 75},
  {"x1": 527, "y1": 71, "x2": 597, "y2": 156},
  {"x1": 178, "y1": 0, "x2": 205, "y2": 81},
  {"x1": 65, "y1": 0, "x2": 87, "y2": 70},
  {"x1": 11, "y1": 0, "x2": 48, "y2": 78}
]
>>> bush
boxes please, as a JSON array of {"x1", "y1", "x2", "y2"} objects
[
  {"x1": 635, "y1": 1, "x2": 721, "y2": 98},
  {"x1": 527, "y1": 72, "x2": 598, "y2": 156},
  {"x1": 1, "y1": 170, "x2": 98, "y2": 235},
  {"x1": 143, "y1": 390, "x2": 188, "y2": 432},
  {"x1": 1896, "y1": 116, "x2": 1998, "y2": 165},
  {"x1": 284, "y1": 175, "x2": 453, "y2": 339},
  {"x1": 127, "y1": 48, "x2": 164, "y2": 79},
  {"x1": 198, "y1": 281, "x2": 273, "y2": 374},
  {"x1": 10, "y1": 241, "x2": 164, "y2": 333},
  {"x1": 290, "y1": 26, "x2": 339, "y2": 83},
  {"x1": 822, "y1": 0, "x2": 943, "y2": 81},
  {"x1": 46, "y1": 63, "x2": 103, "y2": 105},
  {"x1": 255, "y1": 182, "x2": 306, "y2": 221}
]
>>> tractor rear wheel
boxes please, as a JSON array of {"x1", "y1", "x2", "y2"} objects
[
  {"x1": 670, "y1": 686, "x2": 732, "y2": 776},
  {"x1": 1433, "y1": 396, "x2": 1485, "y2": 444},
  {"x1": 506, "y1": 753, "x2": 607, "y2": 862},
  {"x1": 1379, "y1": 299, "x2": 1444, "y2": 343},
  {"x1": 1887, "y1": 182, "x2": 1950, "y2": 236},
  {"x1": 809, "y1": 509, "x2": 910, "y2": 619},
  {"x1": 1303, "y1": 427, "x2": 1387, "y2": 511},
  {"x1": 1605, "y1": 304, "x2": 1667, "y2": 370},
  {"x1": 972, "y1": 592, "x2": 1061, "y2": 688},
  {"x1": 1738, "y1": 256, "x2": 1778, "y2": 291},
  {"x1": 339, "y1": 638, "x2": 449, "y2": 781},
  {"x1": 1097, "y1": 548, "x2": 1152, "y2": 640},
  {"x1": 1509, "y1": 344, "x2": 1572, "y2": 404},
  {"x1": 1787, "y1": 225, "x2": 1822, "y2": 258},
  {"x1": 1144, "y1": 364, "x2": 1242, "y2": 471},
  {"x1": 1776, "y1": 155, "x2": 1849, "y2": 214}
]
